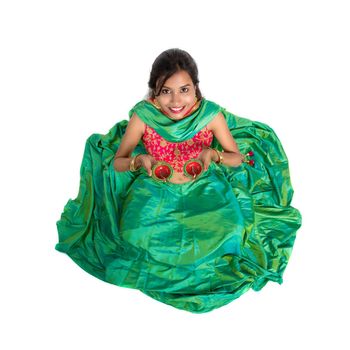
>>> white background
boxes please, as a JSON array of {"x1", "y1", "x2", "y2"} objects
[{"x1": 1, "y1": 0, "x2": 349, "y2": 349}]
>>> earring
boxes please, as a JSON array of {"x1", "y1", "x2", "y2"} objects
[{"x1": 153, "y1": 98, "x2": 161, "y2": 110}]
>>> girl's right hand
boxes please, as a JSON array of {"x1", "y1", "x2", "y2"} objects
[{"x1": 136, "y1": 154, "x2": 157, "y2": 176}]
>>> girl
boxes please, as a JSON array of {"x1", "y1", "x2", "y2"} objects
[
  {"x1": 114, "y1": 51, "x2": 243, "y2": 183},
  {"x1": 56, "y1": 49, "x2": 301, "y2": 313}
]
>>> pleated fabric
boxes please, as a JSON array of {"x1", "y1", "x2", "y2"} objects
[{"x1": 56, "y1": 99, "x2": 301, "y2": 313}]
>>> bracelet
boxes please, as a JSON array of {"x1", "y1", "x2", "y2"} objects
[
  {"x1": 129, "y1": 154, "x2": 142, "y2": 172},
  {"x1": 207, "y1": 147, "x2": 223, "y2": 164}
]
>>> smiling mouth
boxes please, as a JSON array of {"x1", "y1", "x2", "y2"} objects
[{"x1": 169, "y1": 106, "x2": 185, "y2": 114}]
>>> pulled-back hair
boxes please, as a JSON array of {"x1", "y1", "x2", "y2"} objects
[{"x1": 148, "y1": 48, "x2": 203, "y2": 100}]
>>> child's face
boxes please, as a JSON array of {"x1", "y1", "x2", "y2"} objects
[{"x1": 155, "y1": 70, "x2": 197, "y2": 121}]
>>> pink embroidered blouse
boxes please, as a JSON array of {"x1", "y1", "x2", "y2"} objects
[{"x1": 142, "y1": 124, "x2": 214, "y2": 173}]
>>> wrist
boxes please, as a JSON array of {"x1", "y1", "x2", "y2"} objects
[
  {"x1": 135, "y1": 154, "x2": 143, "y2": 169},
  {"x1": 210, "y1": 148, "x2": 219, "y2": 162},
  {"x1": 205, "y1": 147, "x2": 223, "y2": 164},
  {"x1": 129, "y1": 154, "x2": 142, "y2": 171},
  {"x1": 213, "y1": 148, "x2": 223, "y2": 164}
]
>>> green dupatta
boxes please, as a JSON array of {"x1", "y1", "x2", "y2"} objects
[{"x1": 129, "y1": 98, "x2": 221, "y2": 141}]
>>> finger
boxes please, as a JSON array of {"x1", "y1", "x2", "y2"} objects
[
  {"x1": 145, "y1": 163, "x2": 152, "y2": 176},
  {"x1": 139, "y1": 157, "x2": 151, "y2": 176}
]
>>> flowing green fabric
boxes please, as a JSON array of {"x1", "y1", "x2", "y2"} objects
[
  {"x1": 56, "y1": 99, "x2": 302, "y2": 313},
  {"x1": 128, "y1": 99, "x2": 221, "y2": 141}
]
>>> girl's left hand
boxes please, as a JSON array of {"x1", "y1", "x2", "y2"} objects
[{"x1": 198, "y1": 148, "x2": 215, "y2": 171}]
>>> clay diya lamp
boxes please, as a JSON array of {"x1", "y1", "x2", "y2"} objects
[
  {"x1": 151, "y1": 162, "x2": 174, "y2": 182},
  {"x1": 183, "y1": 159, "x2": 204, "y2": 180}
]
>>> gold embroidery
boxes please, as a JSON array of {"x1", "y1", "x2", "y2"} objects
[
  {"x1": 199, "y1": 130, "x2": 212, "y2": 142},
  {"x1": 142, "y1": 125, "x2": 213, "y2": 172}
]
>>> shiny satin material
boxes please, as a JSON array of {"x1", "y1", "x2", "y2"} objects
[
  {"x1": 129, "y1": 99, "x2": 220, "y2": 141},
  {"x1": 55, "y1": 99, "x2": 302, "y2": 313}
]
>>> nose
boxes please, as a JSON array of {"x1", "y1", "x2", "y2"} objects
[{"x1": 170, "y1": 91, "x2": 181, "y2": 104}]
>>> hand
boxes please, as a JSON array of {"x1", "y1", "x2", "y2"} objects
[
  {"x1": 136, "y1": 154, "x2": 157, "y2": 176},
  {"x1": 198, "y1": 148, "x2": 215, "y2": 171}
]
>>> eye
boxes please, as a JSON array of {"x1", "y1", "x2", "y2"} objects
[
  {"x1": 181, "y1": 87, "x2": 189, "y2": 93},
  {"x1": 161, "y1": 88, "x2": 170, "y2": 94}
]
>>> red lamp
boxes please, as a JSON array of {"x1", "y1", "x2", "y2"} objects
[
  {"x1": 151, "y1": 162, "x2": 173, "y2": 182},
  {"x1": 183, "y1": 159, "x2": 204, "y2": 180}
]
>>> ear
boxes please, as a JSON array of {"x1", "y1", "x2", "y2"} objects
[{"x1": 195, "y1": 84, "x2": 199, "y2": 96}]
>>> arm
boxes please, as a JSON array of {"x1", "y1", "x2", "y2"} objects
[
  {"x1": 201, "y1": 112, "x2": 243, "y2": 168},
  {"x1": 113, "y1": 113, "x2": 155, "y2": 175}
]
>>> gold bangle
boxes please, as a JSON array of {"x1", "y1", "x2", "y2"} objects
[
  {"x1": 206, "y1": 147, "x2": 223, "y2": 164},
  {"x1": 212, "y1": 148, "x2": 223, "y2": 164},
  {"x1": 129, "y1": 154, "x2": 142, "y2": 172}
]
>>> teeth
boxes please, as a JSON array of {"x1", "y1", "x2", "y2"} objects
[{"x1": 170, "y1": 107, "x2": 184, "y2": 111}]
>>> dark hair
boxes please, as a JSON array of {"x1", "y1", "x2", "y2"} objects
[{"x1": 148, "y1": 48, "x2": 203, "y2": 100}]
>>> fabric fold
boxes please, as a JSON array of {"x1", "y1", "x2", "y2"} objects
[{"x1": 56, "y1": 99, "x2": 301, "y2": 313}]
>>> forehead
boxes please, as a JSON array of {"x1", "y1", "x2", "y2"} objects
[{"x1": 163, "y1": 70, "x2": 193, "y2": 87}]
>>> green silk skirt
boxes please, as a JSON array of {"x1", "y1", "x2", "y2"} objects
[{"x1": 56, "y1": 112, "x2": 302, "y2": 313}]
